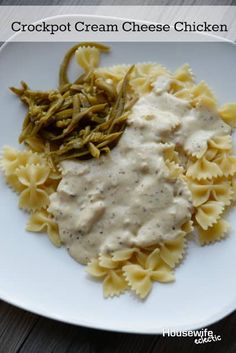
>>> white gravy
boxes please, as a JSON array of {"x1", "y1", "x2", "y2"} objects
[{"x1": 49, "y1": 75, "x2": 231, "y2": 264}]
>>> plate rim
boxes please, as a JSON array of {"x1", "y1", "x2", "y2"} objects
[
  {"x1": 0, "y1": 292, "x2": 235, "y2": 334},
  {"x1": 0, "y1": 14, "x2": 236, "y2": 334}
]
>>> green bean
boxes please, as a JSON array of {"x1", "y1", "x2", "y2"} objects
[
  {"x1": 95, "y1": 78, "x2": 117, "y2": 100},
  {"x1": 78, "y1": 93, "x2": 90, "y2": 108},
  {"x1": 53, "y1": 103, "x2": 107, "y2": 140},
  {"x1": 32, "y1": 96, "x2": 64, "y2": 134},
  {"x1": 10, "y1": 81, "x2": 28, "y2": 96},
  {"x1": 55, "y1": 119, "x2": 71, "y2": 128},
  {"x1": 10, "y1": 86, "x2": 25, "y2": 96},
  {"x1": 56, "y1": 150, "x2": 90, "y2": 161},
  {"x1": 54, "y1": 109, "x2": 73, "y2": 120},
  {"x1": 107, "y1": 65, "x2": 134, "y2": 133},
  {"x1": 96, "y1": 132, "x2": 123, "y2": 148},
  {"x1": 59, "y1": 83, "x2": 71, "y2": 94},
  {"x1": 19, "y1": 122, "x2": 34, "y2": 143},
  {"x1": 72, "y1": 94, "x2": 81, "y2": 118},
  {"x1": 22, "y1": 112, "x2": 31, "y2": 129},
  {"x1": 88, "y1": 142, "x2": 100, "y2": 158},
  {"x1": 70, "y1": 84, "x2": 84, "y2": 91},
  {"x1": 24, "y1": 90, "x2": 53, "y2": 99}
]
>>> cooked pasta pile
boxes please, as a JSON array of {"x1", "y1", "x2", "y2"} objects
[
  {"x1": 0, "y1": 147, "x2": 61, "y2": 246},
  {"x1": 1, "y1": 43, "x2": 236, "y2": 299}
]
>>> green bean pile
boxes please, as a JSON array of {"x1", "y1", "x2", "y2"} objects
[{"x1": 10, "y1": 43, "x2": 134, "y2": 163}]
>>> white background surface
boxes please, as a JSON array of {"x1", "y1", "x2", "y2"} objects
[{"x1": 0, "y1": 39, "x2": 236, "y2": 333}]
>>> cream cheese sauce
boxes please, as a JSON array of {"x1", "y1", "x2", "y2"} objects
[
  {"x1": 154, "y1": 75, "x2": 231, "y2": 156},
  {"x1": 49, "y1": 75, "x2": 230, "y2": 264}
]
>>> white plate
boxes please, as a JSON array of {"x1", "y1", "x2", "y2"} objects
[{"x1": 0, "y1": 37, "x2": 236, "y2": 334}]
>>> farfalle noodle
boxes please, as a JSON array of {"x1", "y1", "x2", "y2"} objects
[
  {"x1": 195, "y1": 200, "x2": 224, "y2": 230},
  {"x1": 219, "y1": 103, "x2": 236, "y2": 127},
  {"x1": 0, "y1": 146, "x2": 32, "y2": 175},
  {"x1": 214, "y1": 153, "x2": 236, "y2": 177},
  {"x1": 26, "y1": 209, "x2": 61, "y2": 247},
  {"x1": 95, "y1": 64, "x2": 130, "y2": 86},
  {"x1": 123, "y1": 249, "x2": 174, "y2": 299},
  {"x1": 188, "y1": 179, "x2": 233, "y2": 207},
  {"x1": 197, "y1": 219, "x2": 230, "y2": 245},
  {"x1": 130, "y1": 64, "x2": 168, "y2": 95},
  {"x1": 208, "y1": 135, "x2": 232, "y2": 151},
  {"x1": 203, "y1": 148, "x2": 218, "y2": 161},
  {"x1": 16, "y1": 164, "x2": 50, "y2": 210},
  {"x1": 173, "y1": 64, "x2": 194, "y2": 84},
  {"x1": 76, "y1": 46, "x2": 100, "y2": 72},
  {"x1": 191, "y1": 81, "x2": 216, "y2": 102},
  {"x1": 111, "y1": 248, "x2": 137, "y2": 262},
  {"x1": 86, "y1": 258, "x2": 128, "y2": 297},
  {"x1": 103, "y1": 270, "x2": 128, "y2": 298},
  {"x1": 158, "y1": 233, "x2": 187, "y2": 268},
  {"x1": 186, "y1": 157, "x2": 223, "y2": 180},
  {"x1": 5, "y1": 174, "x2": 26, "y2": 193},
  {"x1": 166, "y1": 160, "x2": 184, "y2": 179}
]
